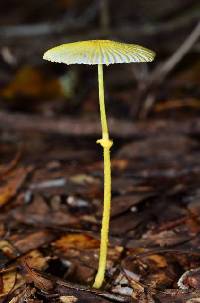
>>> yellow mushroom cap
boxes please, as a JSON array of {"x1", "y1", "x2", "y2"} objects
[{"x1": 43, "y1": 40, "x2": 155, "y2": 66}]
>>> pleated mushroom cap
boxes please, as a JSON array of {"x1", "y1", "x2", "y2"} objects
[{"x1": 43, "y1": 40, "x2": 155, "y2": 65}]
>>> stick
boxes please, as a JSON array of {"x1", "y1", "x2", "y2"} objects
[
  {"x1": 1, "y1": 111, "x2": 200, "y2": 138},
  {"x1": 139, "y1": 21, "x2": 200, "y2": 118}
]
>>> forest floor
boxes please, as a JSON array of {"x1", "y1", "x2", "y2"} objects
[{"x1": 1, "y1": 1, "x2": 200, "y2": 302}]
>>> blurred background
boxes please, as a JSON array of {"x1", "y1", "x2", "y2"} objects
[
  {"x1": 0, "y1": 0, "x2": 199, "y2": 122},
  {"x1": 0, "y1": 2, "x2": 200, "y2": 299}
]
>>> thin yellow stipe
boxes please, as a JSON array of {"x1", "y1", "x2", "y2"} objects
[
  {"x1": 93, "y1": 64, "x2": 113, "y2": 289},
  {"x1": 97, "y1": 64, "x2": 108, "y2": 135}
]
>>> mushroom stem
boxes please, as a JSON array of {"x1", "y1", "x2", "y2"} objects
[
  {"x1": 93, "y1": 64, "x2": 113, "y2": 289},
  {"x1": 97, "y1": 63, "x2": 109, "y2": 138}
]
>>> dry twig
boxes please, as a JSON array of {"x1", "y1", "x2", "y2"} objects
[
  {"x1": 135, "y1": 21, "x2": 200, "y2": 118},
  {"x1": 1, "y1": 110, "x2": 200, "y2": 138}
]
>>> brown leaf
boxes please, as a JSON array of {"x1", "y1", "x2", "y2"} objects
[
  {"x1": 2, "y1": 66, "x2": 62, "y2": 99},
  {"x1": 155, "y1": 98, "x2": 200, "y2": 113},
  {"x1": 22, "y1": 250, "x2": 47, "y2": 271},
  {"x1": 110, "y1": 193, "x2": 153, "y2": 218},
  {"x1": 54, "y1": 234, "x2": 99, "y2": 251},
  {"x1": 178, "y1": 268, "x2": 200, "y2": 290},
  {"x1": 0, "y1": 167, "x2": 31, "y2": 208},
  {"x1": 12, "y1": 230, "x2": 56, "y2": 254},
  {"x1": 12, "y1": 195, "x2": 79, "y2": 227},
  {"x1": 146, "y1": 255, "x2": 168, "y2": 268},
  {"x1": 0, "y1": 148, "x2": 21, "y2": 181},
  {"x1": 117, "y1": 135, "x2": 197, "y2": 161},
  {"x1": 21, "y1": 258, "x2": 54, "y2": 292},
  {"x1": 0, "y1": 270, "x2": 24, "y2": 298},
  {"x1": 0, "y1": 240, "x2": 18, "y2": 260}
]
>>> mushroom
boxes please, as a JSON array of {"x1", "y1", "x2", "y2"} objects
[{"x1": 43, "y1": 40, "x2": 155, "y2": 288}]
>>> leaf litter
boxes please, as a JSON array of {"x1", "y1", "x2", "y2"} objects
[{"x1": 0, "y1": 2, "x2": 200, "y2": 302}]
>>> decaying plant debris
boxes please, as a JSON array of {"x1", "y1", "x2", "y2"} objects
[{"x1": 0, "y1": 0, "x2": 200, "y2": 302}]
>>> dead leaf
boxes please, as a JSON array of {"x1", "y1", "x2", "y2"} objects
[
  {"x1": 22, "y1": 250, "x2": 47, "y2": 271},
  {"x1": 54, "y1": 234, "x2": 99, "y2": 251},
  {"x1": 0, "y1": 167, "x2": 31, "y2": 208},
  {"x1": 117, "y1": 135, "x2": 197, "y2": 160},
  {"x1": 0, "y1": 271, "x2": 24, "y2": 298},
  {"x1": 178, "y1": 268, "x2": 200, "y2": 290},
  {"x1": 21, "y1": 258, "x2": 54, "y2": 292},
  {"x1": 2, "y1": 66, "x2": 62, "y2": 99},
  {"x1": 12, "y1": 230, "x2": 56, "y2": 254},
  {"x1": 60, "y1": 296, "x2": 78, "y2": 303},
  {"x1": 0, "y1": 148, "x2": 21, "y2": 181},
  {"x1": 110, "y1": 193, "x2": 153, "y2": 218},
  {"x1": 12, "y1": 194, "x2": 79, "y2": 227},
  {"x1": 155, "y1": 98, "x2": 200, "y2": 112},
  {"x1": 0, "y1": 240, "x2": 17, "y2": 260},
  {"x1": 146, "y1": 255, "x2": 168, "y2": 268},
  {"x1": 146, "y1": 271, "x2": 173, "y2": 289}
]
